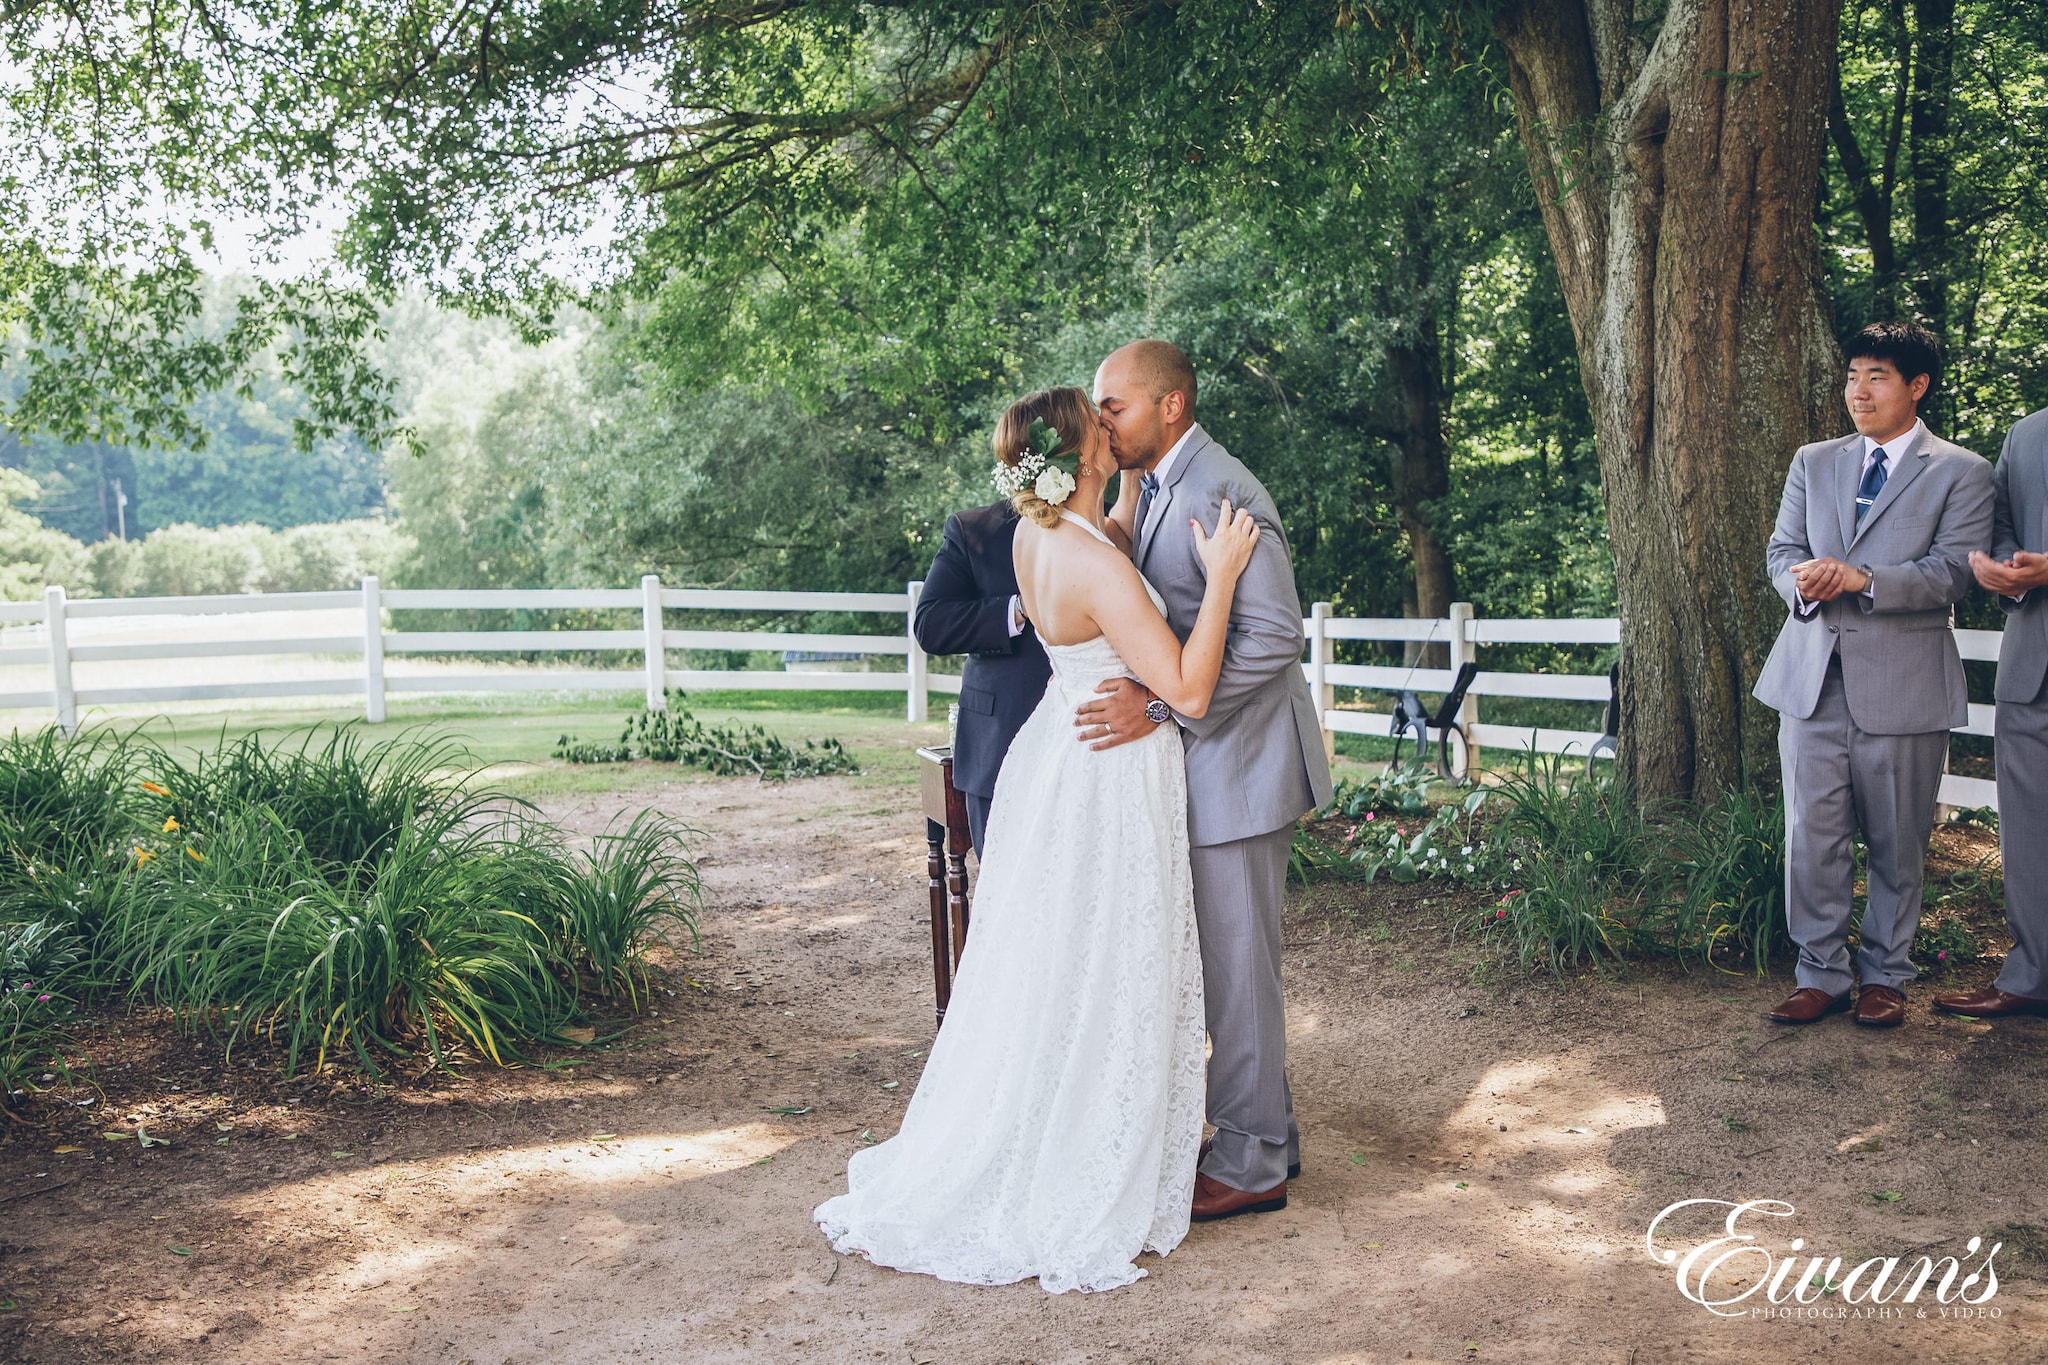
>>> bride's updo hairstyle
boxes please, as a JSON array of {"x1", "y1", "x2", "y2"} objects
[{"x1": 993, "y1": 386, "x2": 1095, "y2": 529}]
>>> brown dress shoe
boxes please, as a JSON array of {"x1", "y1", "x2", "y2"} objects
[
  {"x1": 1767, "y1": 987, "x2": 1850, "y2": 1023},
  {"x1": 1932, "y1": 986, "x2": 2048, "y2": 1018},
  {"x1": 1854, "y1": 984, "x2": 1907, "y2": 1028},
  {"x1": 1198, "y1": 1136, "x2": 1300, "y2": 1182},
  {"x1": 1190, "y1": 1172, "x2": 1287, "y2": 1222}
]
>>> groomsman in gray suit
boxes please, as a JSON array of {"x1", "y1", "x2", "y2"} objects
[
  {"x1": 1938, "y1": 403, "x2": 2048, "y2": 1019},
  {"x1": 1081, "y1": 340, "x2": 1333, "y2": 1220},
  {"x1": 1753, "y1": 322, "x2": 1993, "y2": 1028}
]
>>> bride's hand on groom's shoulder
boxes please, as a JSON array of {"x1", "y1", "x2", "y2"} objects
[{"x1": 1192, "y1": 496, "x2": 1260, "y2": 580}]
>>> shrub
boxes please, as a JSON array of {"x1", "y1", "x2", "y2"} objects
[
  {"x1": 0, "y1": 726, "x2": 151, "y2": 938},
  {"x1": 0, "y1": 722, "x2": 701, "y2": 1099},
  {"x1": 95, "y1": 518, "x2": 410, "y2": 597},
  {"x1": 149, "y1": 727, "x2": 488, "y2": 879},
  {"x1": 115, "y1": 805, "x2": 587, "y2": 1074},
  {"x1": 0, "y1": 919, "x2": 87, "y2": 1107},
  {"x1": 543, "y1": 810, "x2": 701, "y2": 1006},
  {"x1": 1648, "y1": 783, "x2": 1787, "y2": 970}
]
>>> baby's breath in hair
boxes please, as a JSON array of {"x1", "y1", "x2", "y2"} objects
[{"x1": 991, "y1": 418, "x2": 1080, "y2": 506}]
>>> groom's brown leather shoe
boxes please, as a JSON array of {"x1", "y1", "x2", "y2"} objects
[
  {"x1": 1198, "y1": 1136, "x2": 1300, "y2": 1182},
  {"x1": 1854, "y1": 984, "x2": 1907, "y2": 1028},
  {"x1": 1933, "y1": 986, "x2": 2048, "y2": 1018},
  {"x1": 1191, "y1": 1172, "x2": 1287, "y2": 1222},
  {"x1": 1767, "y1": 987, "x2": 1851, "y2": 1023}
]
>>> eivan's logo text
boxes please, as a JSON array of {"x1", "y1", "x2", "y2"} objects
[{"x1": 1646, "y1": 1199, "x2": 2002, "y2": 1319}]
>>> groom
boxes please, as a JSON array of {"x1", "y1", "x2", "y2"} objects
[{"x1": 1083, "y1": 340, "x2": 1334, "y2": 1220}]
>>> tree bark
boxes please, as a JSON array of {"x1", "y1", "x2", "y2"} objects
[
  {"x1": 1494, "y1": 0, "x2": 1846, "y2": 800},
  {"x1": 1385, "y1": 337, "x2": 1457, "y2": 668}
]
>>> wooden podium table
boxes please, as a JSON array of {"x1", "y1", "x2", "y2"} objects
[{"x1": 916, "y1": 746, "x2": 972, "y2": 1028}]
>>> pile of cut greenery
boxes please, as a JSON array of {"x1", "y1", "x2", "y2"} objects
[
  {"x1": 555, "y1": 691, "x2": 859, "y2": 779},
  {"x1": 1, "y1": 724, "x2": 699, "y2": 1119}
]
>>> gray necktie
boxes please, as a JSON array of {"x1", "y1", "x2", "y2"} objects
[{"x1": 1135, "y1": 473, "x2": 1159, "y2": 558}]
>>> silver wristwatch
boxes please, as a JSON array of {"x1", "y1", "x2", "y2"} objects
[{"x1": 1144, "y1": 697, "x2": 1170, "y2": 725}]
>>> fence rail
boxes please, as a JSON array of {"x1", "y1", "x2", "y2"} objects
[{"x1": 0, "y1": 577, "x2": 2006, "y2": 811}]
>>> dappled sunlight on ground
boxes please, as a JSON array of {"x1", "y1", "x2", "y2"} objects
[{"x1": 5, "y1": 768, "x2": 2044, "y2": 1364}]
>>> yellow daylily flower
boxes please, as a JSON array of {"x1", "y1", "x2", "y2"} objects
[
  {"x1": 162, "y1": 816, "x2": 181, "y2": 833},
  {"x1": 141, "y1": 781, "x2": 171, "y2": 796},
  {"x1": 133, "y1": 847, "x2": 156, "y2": 864},
  {"x1": 185, "y1": 847, "x2": 204, "y2": 863}
]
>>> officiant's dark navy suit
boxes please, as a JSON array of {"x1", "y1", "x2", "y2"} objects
[{"x1": 913, "y1": 500, "x2": 1052, "y2": 855}]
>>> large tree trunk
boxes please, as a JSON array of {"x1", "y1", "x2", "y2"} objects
[{"x1": 1494, "y1": 0, "x2": 1846, "y2": 800}]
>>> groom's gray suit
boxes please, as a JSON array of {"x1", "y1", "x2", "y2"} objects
[
  {"x1": 1138, "y1": 424, "x2": 1333, "y2": 1192},
  {"x1": 1753, "y1": 424, "x2": 1992, "y2": 996}
]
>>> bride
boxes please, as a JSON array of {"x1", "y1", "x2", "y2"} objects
[{"x1": 814, "y1": 384, "x2": 1260, "y2": 1294}]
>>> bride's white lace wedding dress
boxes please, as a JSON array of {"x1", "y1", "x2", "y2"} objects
[{"x1": 815, "y1": 512, "x2": 1205, "y2": 1294}]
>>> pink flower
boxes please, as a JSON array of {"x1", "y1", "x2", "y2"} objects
[
  {"x1": 1495, "y1": 908, "x2": 1507, "y2": 920},
  {"x1": 1937, "y1": 950, "x2": 1948, "y2": 962},
  {"x1": 35, "y1": 993, "x2": 49, "y2": 1002},
  {"x1": 1364, "y1": 812, "x2": 1376, "y2": 822}
]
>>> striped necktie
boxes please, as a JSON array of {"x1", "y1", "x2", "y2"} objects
[{"x1": 1856, "y1": 449, "x2": 1889, "y2": 523}]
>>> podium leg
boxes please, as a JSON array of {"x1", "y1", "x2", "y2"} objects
[
  {"x1": 926, "y1": 816, "x2": 951, "y2": 1026},
  {"x1": 947, "y1": 846, "x2": 971, "y2": 971}
]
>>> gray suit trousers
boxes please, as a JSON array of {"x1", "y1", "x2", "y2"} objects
[
  {"x1": 1995, "y1": 680, "x2": 2048, "y2": 998},
  {"x1": 1781, "y1": 663, "x2": 1948, "y2": 994},
  {"x1": 1191, "y1": 824, "x2": 1300, "y2": 1192}
]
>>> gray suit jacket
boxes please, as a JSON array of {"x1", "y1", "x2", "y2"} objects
[
  {"x1": 1138, "y1": 425, "x2": 1334, "y2": 846},
  {"x1": 1991, "y1": 407, "x2": 2048, "y2": 705},
  {"x1": 1753, "y1": 426, "x2": 1993, "y2": 733}
]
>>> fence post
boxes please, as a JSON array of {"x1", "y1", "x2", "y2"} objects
[
  {"x1": 45, "y1": 585, "x2": 74, "y2": 736},
  {"x1": 1310, "y1": 601, "x2": 1335, "y2": 767},
  {"x1": 906, "y1": 579, "x2": 929, "y2": 723},
  {"x1": 1448, "y1": 600, "x2": 1478, "y2": 774},
  {"x1": 641, "y1": 574, "x2": 667, "y2": 711},
  {"x1": 361, "y1": 575, "x2": 386, "y2": 724}
]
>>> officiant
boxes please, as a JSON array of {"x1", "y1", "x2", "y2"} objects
[{"x1": 914, "y1": 500, "x2": 1053, "y2": 854}]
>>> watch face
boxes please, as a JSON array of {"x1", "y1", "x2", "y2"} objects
[{"x1": 1145, "y1": 699, "x2": 1170, "y2": 723}]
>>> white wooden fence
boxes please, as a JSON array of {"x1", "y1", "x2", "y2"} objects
[
  {"x1": 0, "y1": 576, "x2": 2004, "y2": 811},
  {"x1": 1304, "y1": 606, "x2": 2002, "y2": 812}
]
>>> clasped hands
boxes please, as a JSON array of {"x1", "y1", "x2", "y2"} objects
[
  {"x1": 1790, "y1": 557, "x2": 1871, "y2": 603},
  {"x1": 1970, "y1": 550, "x2": 2048, "y2": 597}
]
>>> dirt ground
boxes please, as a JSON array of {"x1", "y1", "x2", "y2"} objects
[{"x1": 3, "y1": 769, "x2": 2046, "y2": 1364}]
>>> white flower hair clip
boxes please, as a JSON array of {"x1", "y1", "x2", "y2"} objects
[{"x1": 992, "y1": 418, "x2": 1081, "y2": 505}]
